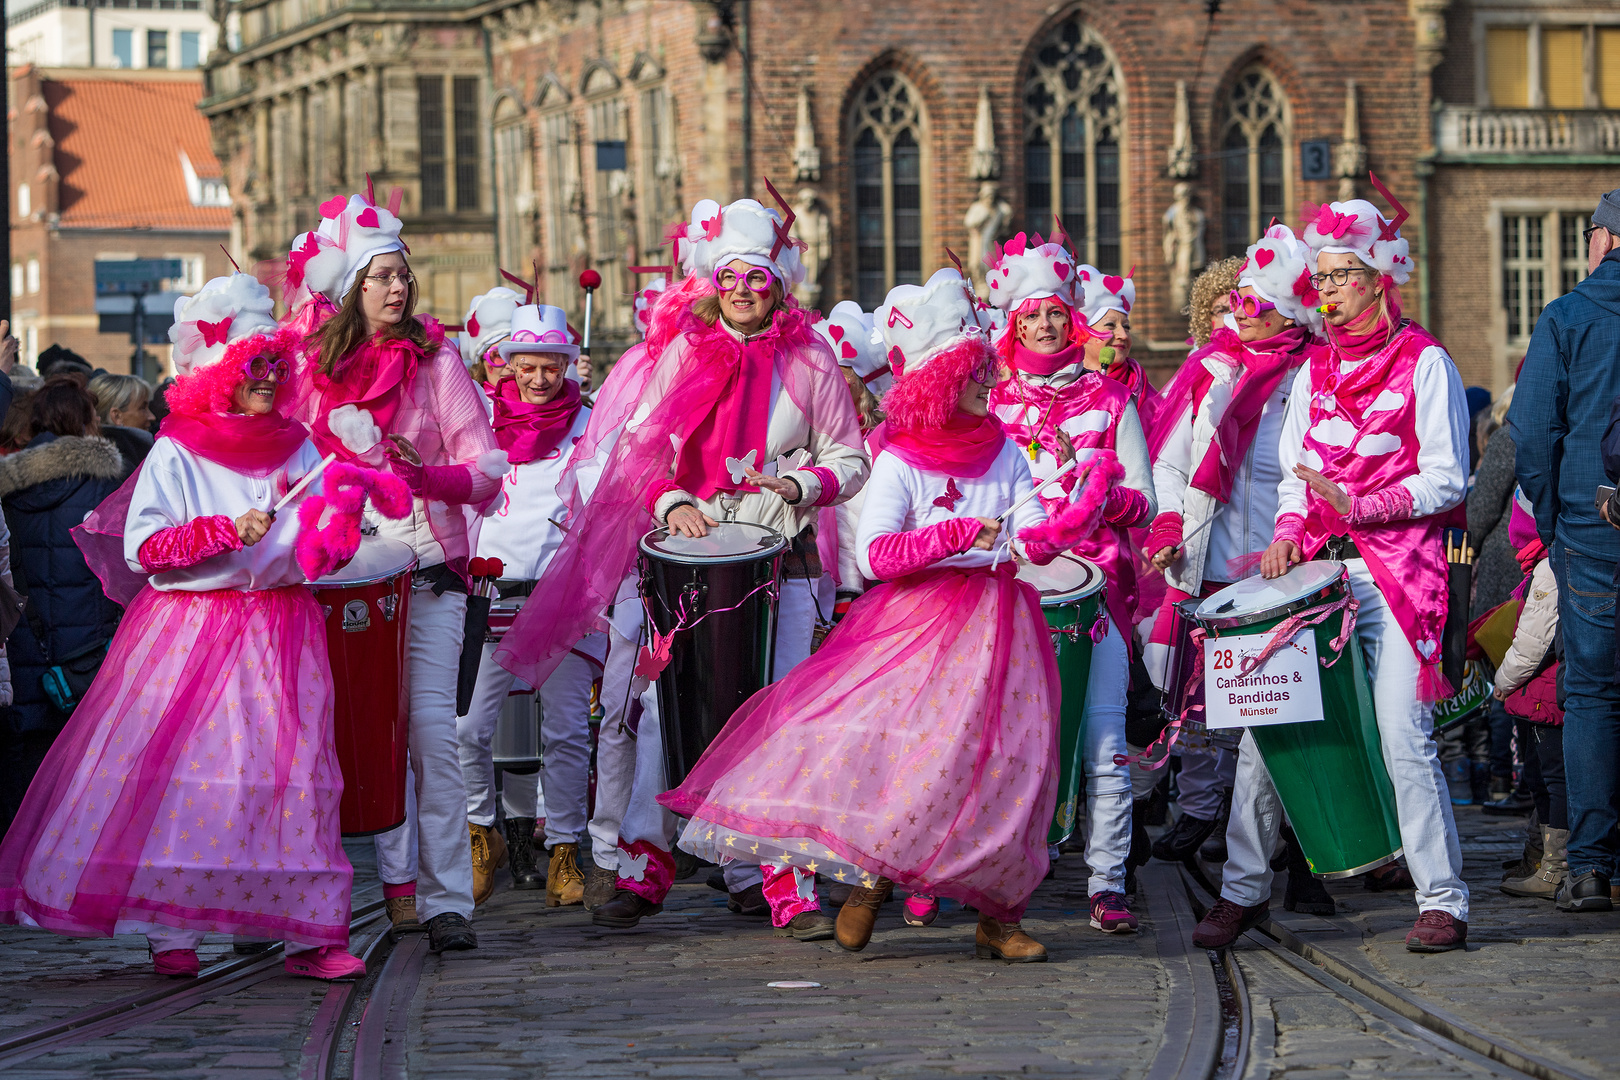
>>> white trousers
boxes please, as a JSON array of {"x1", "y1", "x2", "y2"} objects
[
  {"x1": 774, "y1": 572, "x2": 832, "y2": 681},
  {"x1": 1081, "y1": 621, "x2": 1133, "y2": 895},
  {"x1": 1220, "y1": 559, "x2": 1469, "y2": 919},
  {"x1": 458, "y1": 636, "x2": 602, "y2": 846},
  {"x1": 1176, "y1": 746, "x2": 1235, "y2": 819},
  {"x1": 588, "y1": 610, "x2": 672, "y2": 870},
  {"x1": 373, "y1": 586, "x2": 476, "y2": 922},
  {"x1": 501, "y1": 769, "x2": 542, "y2": 821}
]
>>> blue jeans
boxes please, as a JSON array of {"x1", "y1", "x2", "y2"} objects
[{"x1": 1551, "y1": 545, "x2": 1620, "y2": 877}]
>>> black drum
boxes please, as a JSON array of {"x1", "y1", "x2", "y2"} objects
[
  {"x1": 638, "y1": 522, "x2": 787, "y2": 788},
  {"x1": 1163, "y1": 595, "x2": 1240, "y2": 751}
]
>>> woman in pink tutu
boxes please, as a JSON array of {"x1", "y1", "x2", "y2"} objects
[
  {"x1": 660, "y1": 268, "x2": 1110, "y2": 962},
  {"x1": 0, "y1": 274, "x2": 404, "y2": 979}
]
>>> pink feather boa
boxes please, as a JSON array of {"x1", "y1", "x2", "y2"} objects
[
  {"x1": 882, "y1": 334, "x2": 995, "y2": 430},
  {"x1": 293, "y1": 460, "x2": 413, "y2": 579},
  {"x1": 1017, "y1": 450, "x2": 1126, "y2": 551}
]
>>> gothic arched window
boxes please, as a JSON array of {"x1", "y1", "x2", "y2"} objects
[
  {"x1": 1023, "y1": 16, "x2": 1126, "y2": 272},
  {"x1": 850, "y1": 71, "x2": 929, "y2": 308},
  {"x1": 1219, "y1": 68, "x2": 1290, "y2": 256}
]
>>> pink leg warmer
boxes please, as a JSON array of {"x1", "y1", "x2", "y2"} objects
[
  {"x1": 760, "y1": 864, "x2": 820, "y2": 927},
  {"x1": 615, "y1": 839, "x2": 676, "y2": 904}
]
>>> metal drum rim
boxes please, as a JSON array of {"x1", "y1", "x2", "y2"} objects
[
  {"x1": 638, "y1": 522, "x2": 789, "y2": 566},
  {"x1": 1193, "y1": 560, "x2": 1347, "y2": 630},
  {"x1": 306, "y1": 538, "x2": 419, "y2": 589},
  {"x1": 1024, "y1": 554, "x2": 1106, "y2": 608}
]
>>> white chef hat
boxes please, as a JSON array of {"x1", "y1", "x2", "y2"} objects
[
  {"x1": 1237, "y1": 224, "x2": 1324, "y2": 335},
  {"x1": 1302, "y1": 174, "x2": 1413, "y2": 286},
  {"x1": 813, "y1": 300, "x2": 891, "y2": 397},
  {"x1": 460, "y1": 287, "x2": 524, "y2": 368},
  {"x1": 678, "y1": 183, "x2": 806, "y2": 287},
  {"x1": 168, "y1": 273, "x2": 278, "y2": 376}
]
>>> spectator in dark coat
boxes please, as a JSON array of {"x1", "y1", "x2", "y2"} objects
[
  {"x1": 0, "y1": 376, "x2": 124, "y2": 836},
  {"x1": 1513, "y1": 186, "x2": 1620, "y2": 913}
]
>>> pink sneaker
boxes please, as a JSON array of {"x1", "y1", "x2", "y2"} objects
[
  {"x1": 1089, "y1": 891, "x2": 1139, "y2": 934},
  {"x1": 285, "y1": 946, "x2": 366, "y2": 981},
  {"x1": 903, "y1": 894, "x2": 939, "y2": 927},
  {"x1": 153, "y1": 948, "x2": 199, "y2": 978}
]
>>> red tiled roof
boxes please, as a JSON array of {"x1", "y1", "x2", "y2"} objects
[{"x1": 45, "y1": 76, "x2": 230, "y2": 232}]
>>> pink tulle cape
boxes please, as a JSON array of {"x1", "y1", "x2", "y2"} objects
[
  {"x1": 495, "y1": 304, "x2": 863, "y2": 687},
  {"x1": 0, "y1": 585, "x2": 353, "y2": 946},
  {"x1": 659, "y1": 564, "x2": 1059, "y2": 921}
]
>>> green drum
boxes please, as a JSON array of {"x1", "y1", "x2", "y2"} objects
[
  {"x1": 1193, "y1": 561, "x2": 1404, "y2": 879},
  {"x1": 1017, "y1": 553, "x2": 1106, "y2": 846}
]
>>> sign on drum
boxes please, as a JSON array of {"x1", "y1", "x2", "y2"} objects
[{"x1": 1204, "y1": 631, "x2": 1324, "y2": 729}]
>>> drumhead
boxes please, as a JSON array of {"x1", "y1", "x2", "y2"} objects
[
  {"x1": 1016, "y1": 553, "x2": 1105, "y2": 606},
  {"x1": 639, "y1": 521, "x2": 788, "y2": 566},
  {"x1": 308, "y1": 535, "x2": 417, "y2": 587},
  {"x1": 1194, "y1": 559, "x2": 1345, "y2": 629}
]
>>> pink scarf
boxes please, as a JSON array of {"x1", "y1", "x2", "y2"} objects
[
  {"x1": 672, "y1": 327, "x2": 775, "y2": 500},
  {"x1": 158, "y1": 410, "x2": 310, "y2": 478},
  {"x1": 492, "y1": 378, "x2": 582, "y2": 465},
  {"x1": 1327, "y1": 295, "x2": 1401, "y2": 361},
  {"x1": 310, "y1": 323, "x2": 439, "y2": 460},
  {"x1": 870, "y1": 412, "x2": 1006, "y2": 479},
  {"x1": 1189, "y1": 325, "x2": 1312, "y2": 501},
  {"x1": 1009, "y1": 340, "x2": 1080, "y2": 377}
]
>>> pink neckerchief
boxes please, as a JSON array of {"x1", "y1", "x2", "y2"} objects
[
  {"x1": 671, "y1": 317, "x2": 777, "y2": 500},
  {"x1": 1188, "y1": 325, "x2": 1312, "y2": 501},
  {"x1": 310, "y1": 321, "x2": 440, "y2": 460},
  {"x1": 869, "y1": 411, "x2": 1007, "y2": 479},
  {"x1": 492, "y1": 378, "x2": 582, "y2": 465},
  {"x1": 1009, "y1": 340, "x2": 1081, "y2": 377}
]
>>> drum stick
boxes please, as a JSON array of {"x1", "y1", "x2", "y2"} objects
[
  {"x1": 996, "y1": 455, "x2": 1082, "y2": 524},
  {"x1": 1174, "y1": 512, "x2": 1217, "y2": 553},
  {"x1": 272, "y1": 452, "x2": 338, "y2": 516}
]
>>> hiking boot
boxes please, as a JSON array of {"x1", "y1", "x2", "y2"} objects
[
  {"x1": 1283, "y1": 829, "x2": 1335, "y2": 915},
  {"x1": 468, "y1": 821, "x2": 508, "y2": 907},
  {"x1": 385, "y1": 894, "x2": 423, "y2": 939},
  {"x1": 545, "y1": 843, "x2": 586, "y2": 907},
  {"x1": 1364, "y1": 862, "x2": 1415, "y2": 892},
  {"x1": 1502, "y1": 825, "x2": 1567, "y2": 899},
  {"x1": 1089, "y1": 891, "x2": 1138, "y2": 934},
  {"x1": 834, "y1": 877, "x2": 892, "y2": 952},
  {"x1": 426, "y1": 912, "x2": 478, "y2": 953},
  {"x1": 1199, "y1": 792, "x2": 1233, "y2": 863},
  {"x1": 727, "y1": 883, "x2": 769, "y2": 916},
  {"x1": 774, "y1": 911, "x2": 836, "y2": 941},
  {"x1": 583, "y1": 864, "x2": 618, "y2": 911},
  {"x1": 504, "y1": 817, "x2": 544, "y2": 890},
  {"x1": 1192, "y1": 897, "x2": 1269, "y2": 948},
  {"x1": 1555, "y1": 870, "x2": 1614, "y2": 913},
  {"x1": 1405, "y1": 910, "x2": 1467, "y2": 952},
  {"x1": 975, "y1": 915, "x2": 1047, "y2": 962},
  {"x1": 1152, "y1": 812, "x2": 1218, "y2": 862}
]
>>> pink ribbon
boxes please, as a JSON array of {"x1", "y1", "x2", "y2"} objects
[{"x1": 636, "y1": 574, "x2": 780, "y2": 682}]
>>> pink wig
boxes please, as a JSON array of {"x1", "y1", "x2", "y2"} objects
[
  {"x1": 882, "y1": 333, "x2": 995, "y2": 430},
  {"x1": 993, "y1": 295, "x2": 1098, "y2": 367},
  {"x1": 164, "y1": 326, "x2": 304, "y2": 417}
]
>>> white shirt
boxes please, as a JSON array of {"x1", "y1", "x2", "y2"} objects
[
  {"x1": 1274, "y1": 346, "x2": 1469, "y2": 525},
  {"x1": 855, "y1": 438, "x2": 1047, "y2": 579},
  {"x1": 125, "y1": 437, "x2": 327, "y2": 592},
  {"x1": 477, "y1": 406, "x2": 597, "y2": 581}
]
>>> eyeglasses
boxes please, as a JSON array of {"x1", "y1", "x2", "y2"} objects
[
  {"x1": 241, "y1": 356, "x2": 290, "y2": 382},
  {"x1": 364, "y1": 271, "x2": 414, "y2": 288},
  {"x1": 1309, "y1": 267, "x2": 1376, "y2": 288},
  {"x1": 969, "y1": 355, "x2": 998, "y2": 386},
  {"x1": 1585, "y1": 224, "x2": 1604, "y2": 247},
  {"x1": 1228, "y1": 290, "x2": 1277, "y2": 318},
  {"x1": 712, "y1": 266, "x2": 776, "y2": 293}
]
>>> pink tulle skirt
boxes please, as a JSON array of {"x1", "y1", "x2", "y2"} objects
[
  {"x1": 660, "y1": 564, "x2": 1059, "y2": 921},
  {"x1": 0, "y1": 585, "x2": 353, "y2": 946}
]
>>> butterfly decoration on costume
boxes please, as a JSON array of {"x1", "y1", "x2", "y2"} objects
[
  {"x1": 725, "y1": 449, "x2": 759, "y2": 486},
  {"x1": 933, "y1": 478, "x2": 964, "y2": 511},
  {"x1": 620, "y1": 850, "x2": 650, "y2": 882}
]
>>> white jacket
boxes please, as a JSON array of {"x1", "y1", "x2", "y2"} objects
[{"x1": 1496, "y1": 559, "x2": 1558, "y2": 696}]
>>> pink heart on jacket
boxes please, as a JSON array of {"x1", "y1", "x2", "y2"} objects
[
  {"x1": 828, "y1": 324, "x2": 844, "y2": 342},
  {"x1": 1054, "y1": 262, "x2": 1070, "y2": 280},
  {"x1": 840, "y1": 341, "x2": 857, "y2": 360}
]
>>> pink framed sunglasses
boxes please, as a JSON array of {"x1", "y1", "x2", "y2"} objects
[
  {"x1": 712, "y1": 265, "x2": 777, "y2": 293},
  {"x1": 241, "y1": 356, "x2": 290, "y2": 382},
  {"x1": 1228, "y1": 290, "x2": 1277, "y2": 319}
]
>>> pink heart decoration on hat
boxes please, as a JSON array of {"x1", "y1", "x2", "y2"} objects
[
  {"x1": 319, "y1": 196, "x2": 347, "y2": 219},
  {"x1": 467, "y1": 313, "x2": 480, "y2": 336},
  {"x1": 356, "y1": 207, "x2": 380, "y2": 229},
  {"x1": 840, "y1": 341, "x2": 857, "y2": 360},
  {"x1": 1103, "y1": 275, "x2": 1124, "y2": 294},
  {"x1": 1255, "y1": 248, "x2": 1275, "y2": 269},
  {"x1": 701, "y1": 212, "x2": 723, "y2": 241},
  {"x1": 1054, "y1": 262, "x2": 1070, "y2": 280},
  {"x1": 1080, "y1": 269, "x2": 1091, "y2": 281},
  {"x1": 828, "y1": 324, "x2": 844, "y2": 342}
]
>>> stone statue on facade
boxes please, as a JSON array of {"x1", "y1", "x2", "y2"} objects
[
  {"x1": 964, "y1": 182, "x2": 1012, "y2": 293},
  {"x1": 1162, "y1": 181, "x2": 1206, "y2": 315},
  {"x1": 789, "y1": 186, "x2": 831, "y2": 310}
]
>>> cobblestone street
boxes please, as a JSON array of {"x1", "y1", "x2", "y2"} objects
[{"x1": 0, "y1": 807, "x2": 1614, "y2": 1079}]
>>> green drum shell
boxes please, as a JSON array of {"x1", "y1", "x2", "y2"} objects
[
  {"x1": 1041, "y1": 588, "x2": 1101, "y2": 848},
  {"x1": 1199, "y1": 576, "x2": 1404, "y2": 880}
]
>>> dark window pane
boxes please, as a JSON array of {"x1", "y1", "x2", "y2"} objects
[
  {"x1": 1221, "y1": 126, "x2": 1249, "y2": 257},
  {"x1": 418, "y1": 76, "x2": 446, "y2": 211},
  {"x1": 893, "y1": 130, "x2": 922, "y2": 286},
  {"x1": 1504, "y1": 269, "x2": 1521, "y2": 338},
  {"x1": 1527, "y1": 268, "x2": 1545, "y2": 333},
  {"x1": 854, "y1": 129, "x2": 885, "y2": 308},
  {"x1": 147, "y1": 29, "x2": 167, "y2": 68},
  {"x1": 1024, "y1": 137, "x2": 1051, "y2": 237},
  {"x1": 1560, "y1": 213, "x2": 1580, "y2": 263},
  {"x1": 1526, "y1": 215, "x2": 1543, "y2": 261},
  {"x1": 1258, "y1": 126, "x2": 1284, "y2": 230},
  {"x1": 1503, "y1": 215, "x2": 1519, "y2": 261},
  {"x1": 1095, "y1": 136, "x2": 1120, "y2": 272},
  {"x1": 453, "y1": 77, "x2": 480, "y2": 211},
  {"x1": 1059, "y1": 108, "x2": 1085, "y2": 237}
]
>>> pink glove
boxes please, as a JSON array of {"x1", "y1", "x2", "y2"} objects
[
  {"x1": 867, "y1": 517, "x2": 983, "y2": 579},
  {"x1": 1147, "y1": 512, "x2": 1183, "y2": 554},
  {"x1": 389, "y1": 457, "x2": 474, "y2": 505},
  {"x1": 1103, "y1": 485, "x2": 1150, "y2": 527},
  {"x1": 1516, "y1": 537, "x2": 1546, "y2": 574},
  {"x1": 138, "y1": 515, "x2": 243, "y2": 573},
  {"x1": 1347, "y1": 485, "x2": 1414, "y2": 525},
  {"x1": 1273, "y1": 511, "x2": 1306, "y2": 548}
]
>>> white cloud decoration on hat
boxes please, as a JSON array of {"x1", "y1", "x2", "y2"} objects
[
  {"x1": 459, "y1": 286, "x2": 524, "y2": 368},
  {"x1": 1302, "y1": 173, "x2": 1413, "y2": 286},
  {"x1": 678, "y1": 184, "x2": 806, "y2": 287},
  {"x1": 168, "y1": 273, "x2": 278, "y2": 376},
  {"x1": 1237, "y1": 224, "x2": 1324, "y2": 335},
  {"x1": 813, "y1": 300, "x2": 892, "y2": 397},
  {"x1": 287, "y1": 187, "x2": 407, "y2": 307},
  {"x1": 984, "y1": 231, "x2": 1082, "y2": 311},
  {"x1": 632, "y1": 276, "x2": 668, "y2": 337},
  {"x1": 498, "y1": 304, "x2": 581, "y2": 379},
  {"x1": 874, "y1": 268, "x2": 984, "y2": 376},
  {"x1": 1078, "y1": 264, "x2": 1135, "y2": 325}
]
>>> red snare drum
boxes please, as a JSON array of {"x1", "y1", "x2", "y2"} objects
[{"x1": 308, "y1": 536, "x2": 417, "y2": 835}]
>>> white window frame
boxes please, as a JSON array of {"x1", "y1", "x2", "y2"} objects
[{"x1": 1487, "y1": 199, "x2": 1594, "y2": 389}]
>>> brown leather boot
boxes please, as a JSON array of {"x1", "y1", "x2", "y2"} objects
[
  {"x1": 384, "y1": 895, "x2": 422, "y2": 940},
  {"x1": 546, "y1": 842, "x2": 586, "y2": 907},
  {"x1": 834, "y1": 877, "x2": 892, "y2": 952},
  {"x1": 468, "y1": 822, "x2": 508, "y2": 907},
  {"x1": 975, "y1": 914, "x2": 1047, "y2": 962}
]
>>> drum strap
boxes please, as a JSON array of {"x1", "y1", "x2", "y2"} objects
[
  {"x1": 1324, "y1": 534, "x2": 1362, "y2": 561},
  {"x1": 414, "y1": 563, "x2": 470, "y2": 597}
]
